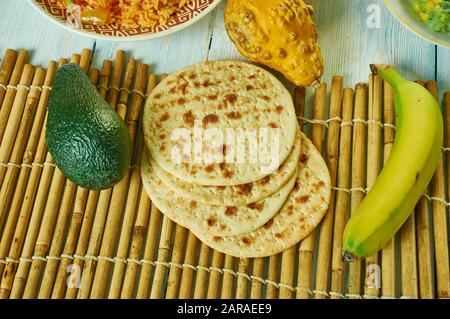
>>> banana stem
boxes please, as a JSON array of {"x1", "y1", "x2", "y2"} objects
[
  {"x1": 370, "y1": 64, "x2": 406, "y2": 89},
  {"x1": 342, "y1": 251, "x2": 358, "y2": 262}
]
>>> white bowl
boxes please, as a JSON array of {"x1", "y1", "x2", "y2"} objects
[
  {"x1": 29, "y1": 0, "x2": 223, "y2": 41},
  {"x1": 385, "y1": 0, "x2": 449, "y2": 48}
]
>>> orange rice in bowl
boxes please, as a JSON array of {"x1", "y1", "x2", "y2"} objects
[{"x1": 52, "y1": 0, "x2": 194, "y2": 28}]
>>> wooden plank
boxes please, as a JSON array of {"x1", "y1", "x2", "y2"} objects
[{"x1": 437, "y1": 47, "x2": 450, "y2": 99}]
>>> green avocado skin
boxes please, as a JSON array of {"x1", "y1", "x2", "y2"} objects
[{"x1": 46, "y1": 63, "x2": 132, "y2": 190}]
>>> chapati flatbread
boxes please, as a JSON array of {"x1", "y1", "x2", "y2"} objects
[
  {"x1": 192, "y1": 133, "x2": 331, "y2": 258},
  {"x1": 151, "y1": 129, "x2": 302, "y2": 206},
  {"x1": 143, "y1": 60, "x2": 298, "y2": 186},
  {"x1": 141, "y1": 151, "x2": 297, "y2": 236}
]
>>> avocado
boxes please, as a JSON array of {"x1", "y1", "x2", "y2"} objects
[{"x1": 46, "y1": 63, "x2": 131, "y2": 190}]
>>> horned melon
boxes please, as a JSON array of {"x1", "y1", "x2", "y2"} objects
[{"x1": 225, "y1": 0, "x2": 324, "y2": 87}]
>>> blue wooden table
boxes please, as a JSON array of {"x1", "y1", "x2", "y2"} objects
[{"x1": 0, "y1": 0, "x2": 448, "y2": 92}]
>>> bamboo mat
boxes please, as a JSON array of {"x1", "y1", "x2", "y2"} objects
[{"x1": 0, "y1": 48, "x2": 449, "y2": 299}]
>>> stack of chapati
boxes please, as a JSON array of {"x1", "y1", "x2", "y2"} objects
[{"x1": 141, "y1": 61, "x2": 331, "y2": 258}]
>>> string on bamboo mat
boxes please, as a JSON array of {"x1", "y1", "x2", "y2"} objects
[
  {"x1": 2, "y1": 83, "x2": 149, "y2": 99},
  {"x1": 0, "y1": 253, "x2": 421, "y2": 300}
]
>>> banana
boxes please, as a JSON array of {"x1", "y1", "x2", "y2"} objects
[{"x1": 342, "y1": 65, "x2": 443, "y2": 261}]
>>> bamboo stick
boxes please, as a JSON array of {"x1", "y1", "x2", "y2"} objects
[
  {"x1": 381, "y1": 81, "x2": 396, "y2": 298},
  {"x1": 0, "y1": 67, "x2": 47, "y2": 252},
  {"x1": 0, "y1": 60, "x2": 61, "y2": 298},
  {"x1": 150, "y1": 216, "x2": 174, "y2": 299},
  {"x1": 178, "y1": 232, "x2": 199, "y2": 299},
  {"x1": 266, "y1": 255, "x2": 280, "y2": 299},
  {"x1": 103, "y1": 64, "x2": 148, "y2": 299},
  {"x1": 441, "y1": 90, "x2": 450, "y2": 299},
  {"x1": 165, "y1": 225, "x2": 188, "y2": 299},
  {"x1": 0, "y1": 50, "x2": 28, "y2": 143},
  {"x1": 0, "y1": 62, "x2": 56, "y2": 287},
  {"x1": 21, "y1": 52, "x2": 90, "y2": 299},
  {"x1": 133, "y1": 74, "x2": 169, "y2": 299},
  {"x1": 97, "y1": 61, "x2": 113, "y2": 99},
  {"x1": 75, "y1": 55, "x2": 125, "y2": 299},
  {"x1": 143, "y1": 74, "x2": 174, "y2": 300},
  {"x1": 363, "y1": 74, "x2": 382, "y2": 298},
  {"x1": 0, "y1": 49, "x2": 18, "y2": 107},
  {"x1": 79, "y1": 48, "x2": 91, "y2": 73},
  {"x1": 0, "y1": 64, "x2": 35, "y2": 192},
  {"x1": 400, "y1": 215, "x2": 419, "y2": 298},
  {"x1": 23, "y1": 179, "x2": 77, "y2": 298},
  {"x1": 136, "y1": 204, "x2": 162, "y2": 298},
  {"x1": 314, "y1": 76, "x2": 343, "y2": 299},
  {"x1": 7, "y1": 154, "x2": 56, "y2": 299},
  {"x1": 90, "y1": 59, "x2": 141, "y2": 299},
  {"x1": 119, "y1": 73, "x2": 158, "y2": 299},
  {"x1": 59, "y1": 63, "x2": 112, "y2": 300},
  {"x1": 107, "y1": 50, "x2": 125, "y2": 111},
  {"x1": 398, "y1": 82, "x2": 421, "y2": 299},
  {"x1": 70, "y1": 54, "x2": 81, "y2": 66},
  {"x1": 296, "y1": 83, "x2": 326, "y2": 299},
  {"x1": 428, "y1": 82, "x2": 449, "y2": 299},
  {"x1": 0, "y1": 61, "x2": 54, "y2": 222},
  {"x1": 193, "y1": 245, "x2": 211, "y2": 299},
  {"x1": 19, "y1": 55, "x2": 79, "y2": 299},
  {"x1": 346, "y1": 83, "x2": 367, "y2": 298},
  {"x1": 415, "y1": 198, "x2": 433, "y2": 299},
  {"x1": 279, "y1": 247, "x2": 295, "y2": 299},
  {"x1": 5, "y1": 58, "x2": 69, "y2": 299},
  {"x1": 108, "y1": 68, "x2": 152, "y2": 298},
  {"x1": 221, "y1": 255, "x2": 235, "y2": 299},
  {"x1": 11, "y1": 153, "x2": 68, "y2": 298},
  {"x1": 278, "y1": 87, "x2": 305, "y2": 299},
  {"x1": 235, "y1": 258, "x2": 249, "y2": 299},
  {"x1": 330, "y1": 88, "x2": 354, "y2": 298},
  {"x1": 250, "y1": 258, "x2": 265, "y2": 299},
  {"x1": 206, "y1": 250, "x2": 223, "y2": 299},
  {"x1": 39, "y1": 71, "x2": 98, "y2": 300},
  {"x1": 120, "y1": 189, "x2": 151, "y2": 299}
]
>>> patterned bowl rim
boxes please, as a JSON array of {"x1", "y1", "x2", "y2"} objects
[{"x1": 28, "y1": 0, "x2": 223, "y2": 42}]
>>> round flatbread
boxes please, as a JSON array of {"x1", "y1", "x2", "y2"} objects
[
  {"x1": 192, "y1": 133, "x2": 331, "y2": 258},
  {"x1": 151, "y1": 129, "x2": 302, "y2": 206},
  {"x1": 143, "y1": 60, "x2": 298, "y2": 186},
  {"x1": 141, "y1": 152, "x2": 298, "y2": 236}
]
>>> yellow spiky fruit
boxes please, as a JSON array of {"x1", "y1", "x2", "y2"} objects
[{"x1": 225, "y1": 0, "x2": 324, "y2": 87}]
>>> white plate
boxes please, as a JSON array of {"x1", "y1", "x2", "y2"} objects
[
  {"x1": 29, "y1": 0, "x2": 223, "y2": 42},
  {"x1": 384, "y1": 0, "x2": 449, "y2": 48}
]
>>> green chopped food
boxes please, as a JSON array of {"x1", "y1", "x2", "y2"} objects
[{"x1": 409, "y1": 0, "x2": 450, "y2": 34}]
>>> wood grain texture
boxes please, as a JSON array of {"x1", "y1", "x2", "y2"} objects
[{"x1": 1, "y1": 0, "x2": 445, "y2": 82}]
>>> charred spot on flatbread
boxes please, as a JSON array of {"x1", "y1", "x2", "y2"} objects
[
  {"x1": 225, "y1": 111, "x2": 242, "y2": 120},
  {"x1": 207, "y1": 217, "x2": 217, "y2": 227},
  {"x1": 160, "y1": 112, "x2": 170, "y2": 122},
  {"x1": 247, "y1": 203, "x2": 264, "y2": 211},
  {"x1": 242, "y1": 237, "x2": 252, "y2": 245},
  {"x1": 183, "y1": 110, "x2": 195, "y2": 127},
  {"x1": 264, "y1": 219, "x2": 274, "y2": 229},
  {"x1": 202, "y1": 114, "x2": 219, "y2": 126},
  {"x1": 296, "y1": 195, "x2": 309, "y2": 203},
  {"x1": 236, "y1": 183, "x2": 253, "y2": 196},
  {"x1": 300, "y1": 154, "x2": 309, "y2": 164},
  {"x1": 225, "y1": 207, "x2": 237, "y2": 216}
]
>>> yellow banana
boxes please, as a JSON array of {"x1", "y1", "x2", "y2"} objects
[{"x1": 342, "y1": 65, "x2": 443, "y2": 261}]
